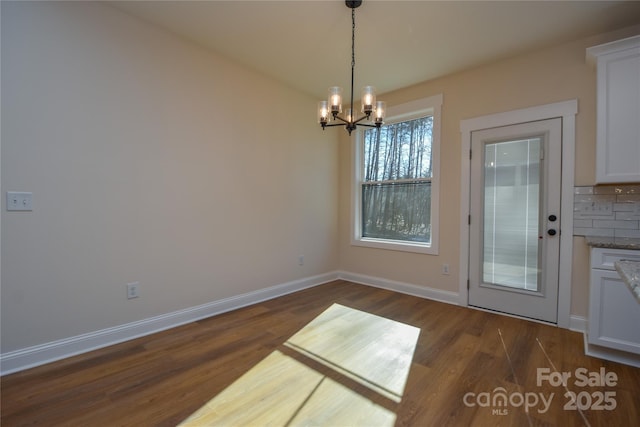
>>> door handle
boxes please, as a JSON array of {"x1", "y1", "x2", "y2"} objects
[{"x1": 547, "y1": 229, "x2": 557, "y2": 236}]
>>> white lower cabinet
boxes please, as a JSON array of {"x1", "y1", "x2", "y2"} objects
[{"x1": 587, "y1": 248, "x2": 640, "y2": 366}]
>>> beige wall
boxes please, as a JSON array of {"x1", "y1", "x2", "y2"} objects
[
  {"x1": 338, "y1": 25, "x2": 640, "y2": 319},
  {"x1": 2, "y1": 1, "x2": 639, "y2": 357},
  {"x1": 1, "y1": 2, "x2": 339, "y2": 352}
]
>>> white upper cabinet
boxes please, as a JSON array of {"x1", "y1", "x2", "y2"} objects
[{"x1": 587, "y1": 36, "x2": 640, "y2": 184}]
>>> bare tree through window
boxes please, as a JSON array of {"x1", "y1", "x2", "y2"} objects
[{"x1": 362, "y1": 116, "x2": 433, "y2": 243}]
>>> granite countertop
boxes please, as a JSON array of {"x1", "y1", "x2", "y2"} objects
[
  {"x1": 614, "y1": 260, "x2": 640, "y2": 304},
  {"x1": 585, "y1": 236, "x2": 640, "y2": 250}
]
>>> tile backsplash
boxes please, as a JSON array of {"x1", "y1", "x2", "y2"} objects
[{"x1": 574, "y1": 184, "x2": 640, "y2": 237}]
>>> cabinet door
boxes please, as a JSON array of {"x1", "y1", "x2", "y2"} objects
[
  {"x1": 589, "y1": 269, "x2": 640, "y2": 354},
  {"x1": 594, "y1": 41, "x2": 640, "y2": 183}
]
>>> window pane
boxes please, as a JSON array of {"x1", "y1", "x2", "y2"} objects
[
  {"x1": 364, "y1": 116, "x2": 433, "y2": 182},
  {"x1": 362, "y1": 182, "x2": 431, "y2": 243},
  {"x1": 483, "y1": 138, "x2": 541, "y2": 291}
]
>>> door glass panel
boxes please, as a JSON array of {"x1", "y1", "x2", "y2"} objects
[{"x1": 483, "y1": 138, "x2": 541, "y2": 291}]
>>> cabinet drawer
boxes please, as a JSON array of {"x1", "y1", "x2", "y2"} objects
[{"x1": 590, "y1": 247, "x2": 640, "y2": 270}]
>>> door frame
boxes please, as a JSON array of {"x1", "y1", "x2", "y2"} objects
[
  {"x1": 459, "y1": 100, "x2": 577, "y2": 328},
  {"x1": 469, "y1": 119, "x2": 562, "y2": 323}
]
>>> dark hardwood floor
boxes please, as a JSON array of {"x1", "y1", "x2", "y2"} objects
[{"x1": 2, "y1": 280, "x2": 639, "y2": 426}]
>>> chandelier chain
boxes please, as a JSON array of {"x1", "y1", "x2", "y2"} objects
[
  {"x1": 351, "y1": 7, "x2": 356, "y2": 70},
  {"x1": 350, "y1": 7, "x2": 356, "y2": 120}
]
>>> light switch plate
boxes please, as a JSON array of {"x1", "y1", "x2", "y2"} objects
[{"x1": 6, "y1": 192, "x2": 33, "y2": 211}]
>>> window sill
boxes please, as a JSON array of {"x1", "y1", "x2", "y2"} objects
[{"x1": 351, "y1": 237, "x2": 439, "y2": 255}]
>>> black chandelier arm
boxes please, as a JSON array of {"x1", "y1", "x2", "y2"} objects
[
  {"x1": 320, "y1": 119, "x2": 380, "y2": 132},
  {"x1": 330, "y1": 109, "x2": 371, "y2": 125},
  {"x1": 351, "y1": 113, "x2": 373, "y2": 125},
  {"x1": 331, "y1": 114, "x2": 352, "y2": 125},
  {"x1": 321, "y1": 122, "x2": 349, "y2": 128}
]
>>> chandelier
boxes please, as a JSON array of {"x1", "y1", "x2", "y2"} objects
[{"x1": 317, "y1": 0, "x2": 385, "y2": 135}]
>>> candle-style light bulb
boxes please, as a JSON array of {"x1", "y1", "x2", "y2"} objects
[
  {"x1": 375, "y1": 101, "x2": 386, "y2": 125},
  {"x1": 328, "y1": 87, "x2": 343, "y2": 115},
  {"x1": 361, "y1": 86, "x2": 376, "y2": 115},
  {"x1": 318, "y1": 101, "x2": 329, "y2": 125}
]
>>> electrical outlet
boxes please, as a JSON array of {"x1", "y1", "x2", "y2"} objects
[
  {"x1": 6, "y1": 191, "x2": 32, "y2": 211},
  {"x1": 442, "y1": 264, "x2": 450, "y2": 275},
  {"x1": 298, "y1": 255, "x2": 304, "y2": 266},
  {"x1": 127, "y1": 282, "x2": 140, "y2": 299}
]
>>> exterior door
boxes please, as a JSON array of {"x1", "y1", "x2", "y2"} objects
[{"x1": 469, "y1": 118, "x2": 561, "y2": 323}]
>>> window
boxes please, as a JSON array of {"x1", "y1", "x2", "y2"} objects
[{"x1": 352, "y1": 94, "x2": 442, "y2": 254}]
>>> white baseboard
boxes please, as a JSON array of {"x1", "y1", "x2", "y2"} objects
[
  {"x1": 569, "y1": 315, "x2": 588, "y2": 333},
  {"x1": 0, "y1": 271, "x2": 339, "y2": 376},
  {"x1": 337, "y1": 271, "x2": 460, "y2": 305},
  {"x1": 4, "y1": 270, "x2": 588, "y2": 376}
]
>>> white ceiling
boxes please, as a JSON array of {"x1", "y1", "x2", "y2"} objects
[{"x1": 112, "y1": 1, "x2": 640, "y2": 100}]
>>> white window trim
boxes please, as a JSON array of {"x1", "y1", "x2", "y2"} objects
[{"x1": 351, "y1": 94, "x2": 442, "y2": 255}]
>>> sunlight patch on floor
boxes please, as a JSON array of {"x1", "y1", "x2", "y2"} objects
[
  {"x1": 285, "y1": 303, "x2": 420, "y2": 402},
  {"x1": 179, "y1": 303, "x2": 420, "y2": 426}
]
